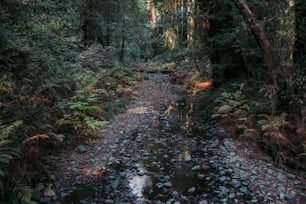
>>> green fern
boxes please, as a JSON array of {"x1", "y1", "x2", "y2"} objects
[
  {"x1": 16, "y1": 184, "x2": 38, "y2": 204},
  {"x1": 84, "y1": 116, "x2": 108, "y2": 130},
  {"x1": 0, "y1": 121, "x2": 22, "y2": 176},
  {"x1": 0, "y1": 121, "x2": 23, "y2": 201}
]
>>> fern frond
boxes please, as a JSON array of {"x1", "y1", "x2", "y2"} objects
[
  {"x1": 16, "y1": 184, "x2": 38, "y2": 204},
  {"x1": 0, "y1": 121, "x2": 23, "y2": 139},
  {"x1": 22, "y1": 134, "x2": 49, "y2": 144}
]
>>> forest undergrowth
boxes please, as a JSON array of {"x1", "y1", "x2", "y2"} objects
[
  {"x1": 0, "y1": 44, "x2": 139, "y2": 202},
  {"x1": 173, "y1": 57, "x2": 306, "y2": 176}
]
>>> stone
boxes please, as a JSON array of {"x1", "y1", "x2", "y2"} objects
[
  {"x1": 185, "y1": 155, "x2": 192, "y2": 162},
  {"x1": 192, "y1": 165, "x2": 201, "y2": 171},
  {"x1": 164, "y1": 182, "x2": 173, "y2": 187},
  {"x1": 219, "y1": 176, "x2": 227, "y2": 182},
  {"x1": 112, "y1": 179, "x2": 119, "y2": 189},
  {"x1": 223, "y1": 138, "x2": 235, "y2": 149},
  {"x1": 156, "y1": 183, "x2": 164, "y2": 188},
  {"x1": 77, "y1": 145, "x2": 87, "y2": 153},
  {"x1": 60, "y1": 192, "x2": 69, "y2": 199},
  {"x1": 229, "y1": 193, "x2": 235, "y2": 199},
  {"x1": 230, "y1": 179, "x2": 241, "y2": 188},
  {"x1": 105, "y1": 199, "x2": 114, "y2": 204},
  {"x1": 278, "y1": 192, "x2": 285, "y2": 200},
  {"x1": 188, "y1": 187, "x2": 196, "y2": 193}
]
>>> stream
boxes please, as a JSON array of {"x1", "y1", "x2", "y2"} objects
[{"x1": 35, "y1": 73, "x2": 305, "y2": 204}]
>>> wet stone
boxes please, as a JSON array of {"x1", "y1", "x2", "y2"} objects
[
  {"x1": 220, "y1": 176, "x2": 228, "y2": 183},
  {"x1": 188, "y1": 187, "x2": 196, "y2": 193},
  {"x1": 156, "y1": 183, "x2": 164, "y2": 188},
  {"x1": 192, "y1": 165, "x2": 201, "y2": 171},
  {"x1": 105, "y1": 199, "x2": 114, "y2": 204},
  {"x1": 77, "y1": 145, "x2": 87, "y2": 153},
  {"x1": 185, "y1": 155, "x2": 192, "y2": 162},
  {"x1": 164, "y1": 182, "x2": 173, "y2": 187},
  {"x1": 230, "y1": 179, "x2": 241, "y2": 188}
]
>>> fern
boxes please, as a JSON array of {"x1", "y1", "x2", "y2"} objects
[
  {"x1": 0, "y1": 121, "x2": 22, "y2": 175},
  {"x1": 84, "y1": 116, "x2": 108, "y2": 130},
  {"x1": 16, "y1": 184, "x2": 38, "y2": 204},
  {"x1": 68, "y1": 101, "x2": 101, "y2": 111}
]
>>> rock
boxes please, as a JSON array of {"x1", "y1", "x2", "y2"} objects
[
  {"x1": 105, "y1": 199, "x2": 114, "y2": 204},
  {"x1": 278, "y1": 192, "x2": 285, "y2": 200},
  {"x1": 185, "y1": 155, "x2": 192, "y2": 162},
  {"x1": 239, "y1": 186, "x2": 249, "y2": 194},
  {"x1": 230, "y1": 179, "x2": 241, "y2": 188},
  {"x1": 112, "y1": 179, "x2": 119, "y2": 189},
  {"x1": 60, "y1": 192, "x2": 69, "y2": 199},
  {"x1": 229, "y1": 152, "x2": 236, "y2": 156},
  {"x1": 199, "y1": 201, "x2": 208, "y2": 204},
  {"x1": 77, "y1": 145, "x2": 87, "y2": 153},
  {"x1": 172, "y1": 191, "x2": 179, "y2": 196},
  {"x1": 219, "y1": 176, "x2": 227, "y2": 182},
  {"x1": 229, "y1": 193, "x2": 235, "y2": 199},
  {"x1": 156, "y1": 183, "x2": 164, "y2": 188},
  {"x1": 164, "y1": 182, "x2": 173, "y2": 187},
  {"x1": 188, "y1": 187, "x2": 196, "y2": 193},
  {"x1": 223, "y1": 139, "x2": 235, "y2": 149},
  {"x1": 43, "y1": 187, "x2": 56, "y2": 197},
  {"x1": 192, "y1": 165, "x2": 201, "y2": 171}
]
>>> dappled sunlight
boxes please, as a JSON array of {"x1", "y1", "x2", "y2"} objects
[
  {"x1": 164, "y1": 29, "x2": 177, "y2": 49},
  {"x1": 127, "y1": 106, "x2": 157, "y2": 114},
  {"x1": 192, "y1": 80, "x2": 213, "y2": 96}
]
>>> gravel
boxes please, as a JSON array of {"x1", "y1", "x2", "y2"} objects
[{"x1": 39, "y1": 73, "x2": 306, "y2": 204}]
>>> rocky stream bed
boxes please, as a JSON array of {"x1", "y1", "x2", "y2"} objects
[{"x1": 33, "y1": 73, "x2": 306, "y2": 204}]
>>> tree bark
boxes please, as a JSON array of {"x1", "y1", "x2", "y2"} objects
[{"x1": 232, "y1": 0, "x2": 277, "y2": 84}]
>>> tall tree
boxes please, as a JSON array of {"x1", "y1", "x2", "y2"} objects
[{"x1": 231, "y1": 0, "x2": 277, "y2": 84}]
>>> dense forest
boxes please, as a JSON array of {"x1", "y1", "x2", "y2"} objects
[{"x1": 0, "y1": 0, "x2": 305, "y2": 203}]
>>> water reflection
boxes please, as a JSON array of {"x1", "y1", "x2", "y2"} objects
[
  {"x1": 129, "y1": 163, "x2": 153, "y2": 198},
  {"x1": 129, "y1": 174, "x2": 153, "y2": 197}
]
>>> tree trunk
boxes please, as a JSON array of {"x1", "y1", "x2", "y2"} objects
[{"x1": 232, "y1": 0, "x2": 277, "y2": 84}]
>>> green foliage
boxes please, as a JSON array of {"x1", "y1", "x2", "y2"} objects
[
  {"x1": 212, "y1": 82, "x2": 249, "y2": 118},
  {"x1": 16, "y1": 184, "x2": 37, "y2": 204},
  {"x1": 0, "y1": 120, "x2": 22, "y2": 201}
]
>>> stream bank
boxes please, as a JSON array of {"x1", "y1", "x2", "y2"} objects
[{"x1": 34, "y1": 72, "x2": 305, "y2": 204}]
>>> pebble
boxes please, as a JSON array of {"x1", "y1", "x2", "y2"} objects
[
  {"x1": 192, "y1": 165, "x2": 201, "y2": 171},
  {"x1": 77, "y1": 145, "x2": 87, "y2": 153},
  {"x1": 156, "y1": 183, "x2": 164, "y2": 188},
  {"x1": 164, "y1": 182, "x2": 173, "y2": 187},
  {"x1": 230, "y1": 179, "x2": 241, "y2": 188},
  {"x1": 188, "y1": 187, "x2": 196, "y2": 193},
  {"x1": 185, "y1": 155, "x2": 192, "y2": 162},
  {"x1": 105, "y1": 199, "x2": 114, "y2": 204},
  {"x1": 46, "y1": 74, "x2": 305, "y2": 204}
]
